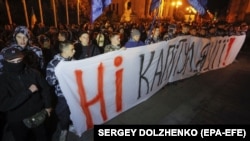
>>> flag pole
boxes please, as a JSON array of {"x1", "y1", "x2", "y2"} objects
[
  {"x1": 147, "y1": 10, "x2": 158, "y2": 39},
  {"x1": 22, "y1": 0, "x2": 29, "y2": 28},
  {"x1": 66, "y1": 0, "x2": 69, "y2": 25},
  {"x1": 77, "y1": 0, "x2": 80, "y2": 25},
  {"x1": 38, "y1": 0, "x2": 44, "y2": 24},
  {"x1": 89, "y1": 0, "x2": 93, "y2": 24},
  {"x1": 147, "y1": 0, "x2": 161, "y2": 40},
  {"x1": 5, "y1": 0, "x2": 12, "y2": 25},
  {"x1": 52, "y1": 0, "x2": 57, "y2": 28}
]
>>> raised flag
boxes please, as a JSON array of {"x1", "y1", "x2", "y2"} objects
[
  {"x1": 188, "y1": 0, "x2": 206, "y2": 15},
  {"x1": 91, "y1": 0, "x2": 112, "y2": 23},
  {"x1": 30, "y1": 7, "x2": 37, "y2": 29},
  {"x1": 199, "y1": 0, "x2": 207, "y2": 7},
  {"x1": 150, "y1": 0, "x2": 160, "y2": 13}
]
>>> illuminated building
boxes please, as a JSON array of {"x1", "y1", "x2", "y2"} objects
[{"x1": 226, "y1": 0, "x2": 250, "y2": 23}]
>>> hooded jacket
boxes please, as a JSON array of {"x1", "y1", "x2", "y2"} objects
[
  {"x1": 0, "y1": 61, "x2": 52, "y2": 122},
  {"x1": 0, "y1": 26, "x2": 45, "y2": 73},
  {"x1": 124, "y1": 38, "x2": 145, "y2": 48},
  {"x1": 46, "y1": 54, "x2": 73, "y2": 97}
]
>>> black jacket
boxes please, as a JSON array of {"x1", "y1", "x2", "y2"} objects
[
  {"x1": 73, "y1": 42, "x2": 101, "y2": 60},
  {"x1": 0, "y1": 63, "x2": 52, "y2": 123}
]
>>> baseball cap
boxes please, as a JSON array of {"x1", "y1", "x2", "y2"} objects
[{"x1": 2, "y1": 48, "x2": 24, "y2": 60}]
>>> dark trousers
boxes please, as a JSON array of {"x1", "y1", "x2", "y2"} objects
[
  {"x1": 0, "y1": 113, "x2": 6, "y2": 141},
  {"x1": 55, "y1": 97, "x2": 71, "y2": 130},
  {"x1": 8, "y1": 121, "x2": 48, "y2": 141}
]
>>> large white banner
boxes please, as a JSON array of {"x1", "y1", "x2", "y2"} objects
[{"x1": 55, "y1": 35, "x2": 245, "y2": 136}]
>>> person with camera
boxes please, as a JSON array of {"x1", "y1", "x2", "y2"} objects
[{"x1": 0, "y1": 47, "x2": 52, "y2": 141}]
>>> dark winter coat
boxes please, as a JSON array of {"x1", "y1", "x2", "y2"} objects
[
  {"x1": 73, "y1": 42, "x2": 100, "y2": 60},
  {"x1": 0, "y1": 62, "x2": 52, "y2": 123}
]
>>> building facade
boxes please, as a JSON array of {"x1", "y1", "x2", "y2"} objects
[
  {"x1": 226, "y1": 0, "x2": 250, "y2": 23},
  {"x1": 110, "y1": 0, "x2": 184, "y2": 22},
  {"x1": 110, "y1": 0, "x2": 250, "y2": 23}
]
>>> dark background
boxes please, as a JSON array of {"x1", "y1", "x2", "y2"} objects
[
  {"x1": 207, "y1": 0, "x2": 229, "y2": 11},
  {"x1": 0, "y1": 0, "x2": 231, "y2": 26}
]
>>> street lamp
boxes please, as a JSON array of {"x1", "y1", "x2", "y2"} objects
[{"x1": 171, "y1": 0, "x2": 182, "y2": 8}]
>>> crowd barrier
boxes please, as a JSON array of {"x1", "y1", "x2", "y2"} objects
[{"x1": 55, "y1": 35, "x2": 246, "y2": 136}]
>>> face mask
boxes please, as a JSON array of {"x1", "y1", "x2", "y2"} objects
[{"x1": 3, "y1": 60, "x2": 25, "y2": 73}]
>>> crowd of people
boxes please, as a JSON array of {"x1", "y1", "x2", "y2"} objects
[{"x1": 0, "y1": 19, "x2": 249, "y2": 141}]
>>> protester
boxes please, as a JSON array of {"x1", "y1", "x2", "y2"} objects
[
  {"x1": 178, "y1": 23, "x2": 190, "y2": 36},
  {"x1": 189, "y1": 26, "x2": 198, "y2": 36},
  {"x1": 145, "y1": 26, "x2": 162, "y2": 45},
  {"x1": 73, "y1": 31, "x2": 101, "y2": 60},
  {"x1": 53, "y1": 30, "x2": 71, "y2": 55},
  {"x1": 163, "y1": 24, "x2": 177, "y2": 40},
  {"x1": 124, "y1": 29, "x2": 145, "y2": 48},
  {"x1": 37, "y1": 34, "x2": 54, "y2": 75},
  {"x1": 197, "y1": 26, "x2": 208, "y2": 38},
  {"x1": 0, "y1": 47, "x2": 52, "y2": 141},
  {"x1": 118, "y1": 26, "x2": 129, "y2": 47},
  {"x1": 104, "y1": 32, "x2": 125, "y2": 53},
  {"x1": 93, "y1": 27, "x2": 110, "y2": 53},
  {"x1": 45, "y1": 26, "x2": 58, "y2": 48},
  {"x1": 207, "y1": 25, "x2": 218, "y2": 37},
  {"x1": 232, "y1": 22, "x2": 243, "y2": 36},
  {"x1": 46, "y1": 41, "x2": 75, "y2": 141},
  {"x1": 0, "y1": 26, "x2": 45, "y2": 73},
  {"x1": 94, "y1": 32, "x2": 106, "y2": 53},
  {"x1": 240, "y1": 22, "x2": 250, "y2": 53}
]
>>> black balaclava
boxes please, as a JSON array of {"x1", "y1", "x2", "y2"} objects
[{"x1": 3, "y1": 60, "x2": 25, "y2": 73}]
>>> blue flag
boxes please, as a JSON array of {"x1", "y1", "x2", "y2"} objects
[
  {"x1": 91, "y1": 0, "x2": 112, "y2": 23},
  {"x1": 199, "y1": 0, "x2": 207, "y2": 7},
  {"x1": 150, "y1": 0, "x2": 160, "y2": 13},
  {"x1": 188, "y1": 0, "x2": 206, "y2": 15}
]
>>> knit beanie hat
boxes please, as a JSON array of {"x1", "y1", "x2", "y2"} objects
[{"x1": 131, "y1": 29, "x2": 141, "y2": 37}]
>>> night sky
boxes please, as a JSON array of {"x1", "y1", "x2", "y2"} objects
[{"x1": 206, "y1": 0, "x2": 230, "y2": 12}]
